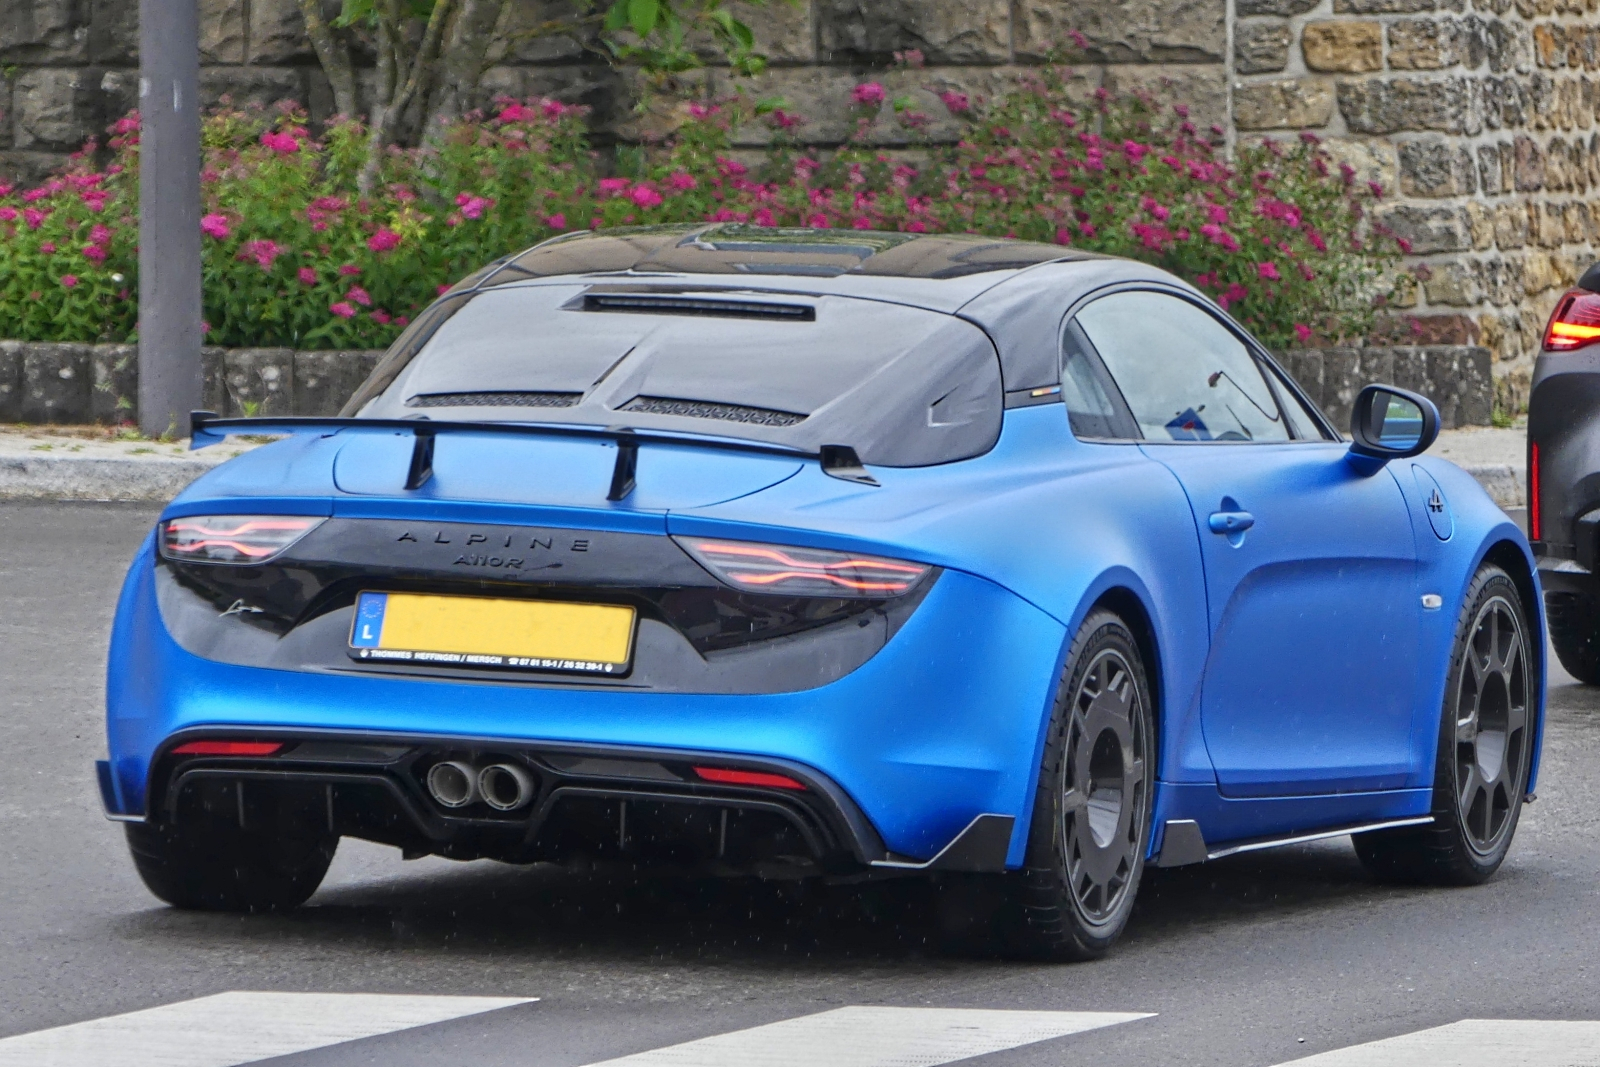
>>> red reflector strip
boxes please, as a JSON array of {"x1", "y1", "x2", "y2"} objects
[
  {"x1": 170, "y1": 741, "x2": 284, "y2": 756},
  {"x1": 1530, "y1": 442, "x2": 1542, "y2": 542},
  {"x1": 692, "y1": 766, "x2": 807, "y2": 790}
]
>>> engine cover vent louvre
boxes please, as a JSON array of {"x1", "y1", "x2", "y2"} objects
[
  {"x1": 407, "y1": 391, "x2": 582, "y2": 409},
  {"x1": 619, "y1": 396, "x2": 807, "y2": 427}
]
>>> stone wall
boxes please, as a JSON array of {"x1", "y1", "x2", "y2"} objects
[
  {"x1": 0, "y1": 339, "x2": 1490, "y2": 429},
  {"x1": 0, "y1": 0, "x2": 1587, "y2": 414}
]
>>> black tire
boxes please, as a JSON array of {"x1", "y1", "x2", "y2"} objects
[
  {"x1": 1546, "y1": 591, "x2": 1600, "y2": 685},
  {"x1": 993, "y1": 609, "x2": 1155, "y2": 961},
  {"x1": 1355, "y1": 564, "x2": 1535, "y2": 885},
  {"x1": 125, "y1": 818, "x2": 337, "y2": 912}
]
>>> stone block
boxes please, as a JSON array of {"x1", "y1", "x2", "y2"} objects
[
  {"x1": 1566, "y1": 201, "x2": 1591, "y2": 243},
  {"x1": 1321, "y1": 138, "x2": 1398, "y2": 188},
  {"x1": 1466, "y1": 200, "x2": 1494, "y2": 249},
  {"x1": 20, "y1": 343, "x2": 93, "y2": 423},
  {"x1": 222, "y1": 349, "x2": 295, "y2": 418},
  {"x1": 1484, "y1": 20, "x2": 1531, "y2": 75},
  {"x1": 714, "y1": 65, "x2": 867, "y2": 145},
  {"x1": 295, "y1": 350, "x2": 382, "y2": 417},
  {"x1": 1513, "y1": 135, "x2": 1544, "y2": 191},
  {"x1": 1377, "y1": 204, "x2": 1472, "y2": 253},
  {"x1": 1233, "y1": 78, "x2": 1334, "y2": 130},
  {"x1": 1533, "y1": 23, "x2": 1563, "y2": 68},
  {"x1": 250, "y1": 0, "x2": 317, "y2": 64},
  {"x1": 1015, "y1": 0, "x2": 1226, "y2": 64},
  {"x1": 1480, "y1": 76, "x2": 1527, "y2": 131},
  {"x1": 1318, "y1": 346, "x2": 1378, "y2": 426},
  {"x1": 88, "y1": 0, "x2": 139, "y2": 65},
  {"x1": 1387, "y1": 18, "x2": 1462, "y2": 69},
  {"x1": 1478, "y1": 143, "x2": 1508, "y2": 193},
  {"x1": 1421, "y1": 261, "x2": 1483, "y2": 305},
  {"x1": 199, "y1": 0, "x2": 247, "y2": 64},
  {"x1": 819, "y1": 0, "x2": 1011, "y2": 64},
  {"x1": 716, "y1": 0, "x2": 816, "y2": 64},
  {"x1": 1480, "y1": 257, "x2": 1525, "y2": 304},
  {"x1": 0, "y1": 342, "x2": 23, "y2": 421},
  {"x1": 1276, "y1": 349, "x2": 1325, "y2": 408},
  {"x1": 1301, "y1": 21, "x2": 1382, "y2": 73},
  {"x1": 1337, "y1": 77, "x2": 1479, "y2": 135},
  {"x1": 90, "y1": 344, "x2": 138, "y2": 424},
  {"x1": 1494, "y1": 201, "x2": 1529, "y2": 248},
  {"x1": 199, "y1": 67, "x2": 308, "y2": 111},
  {"x1": 1236, "y1": 22, "x2": 1291, "y2": 74},
  {"x1": 98, "y1": 69, "x2": 140, "y2": 123},
  {"x1": 1332, "y1": 0, "x2": 1433, "y2": 11},
  {"x1": 202, "y1": 347, "x2": 229, "y2": 417},
  {"x1": 0, "y1": 151, "x2": 69, "y2": 188},
  {"x1": 1399, "y1": 141, "x2": 1476, "y2": 196},
  {"x1": 13, "y1": 69, "x2": 91, "y2": 151},
  {"x1": 1235, "y1": 0, "x2": 1318, "y2": 15},
  {"x1": 0, "y1": 0, "x2": 88, "y2": 64},
  {"x1": 1425, "y1": 345, "x2": 1493, "y2": 426},
  {"x1": 1105, "y1": 65, "x2": 1228, "y2": 131},
  {"x1": 502, "y1": 0, "x2": 596, "y2": 64}
]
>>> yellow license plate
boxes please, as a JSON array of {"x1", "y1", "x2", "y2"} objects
[{"x1": 349, "y1": 591, "x2": 636, "y2": 674}]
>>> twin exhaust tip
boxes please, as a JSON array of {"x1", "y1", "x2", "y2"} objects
[{"x1": 425, "y1": 759, "x2": 536, "y2": 811}]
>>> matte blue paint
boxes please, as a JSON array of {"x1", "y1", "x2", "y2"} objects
[{"x1": 106, "y1": 401, "x2": 1545, "y2": 864}]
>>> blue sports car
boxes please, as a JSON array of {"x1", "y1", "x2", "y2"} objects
[{"x1": 101, "y1": 226, "x2": 1543, "y2": 959}]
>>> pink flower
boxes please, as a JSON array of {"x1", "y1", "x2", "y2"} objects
[
  {"x1": 598, "y1": 178, "x2": 631, "y2": 196},
  {"x1": 370, "y1": 309, "x2": 391, "y2": 325},
  {"x1": 1367, "y1": 180, "x2": 1384, "y2": 199},
  {"x1": 629, "y1": 185, "x2": 663, "y2": 208},
  {"x1": 89, "y1": 223, "x2": 112, "y2": 246},
  {"x1": 40, "y1": 241, "x2": 56, "y2": 254},
  {"x1": 544, "y1": 213, "x2": 567, "y2": 230},
  {"x1": 939, "y1": 91, "x2": 969, "y2": 114},
  {"x1": 1396, "y1": 237, "x2": 1413, "y2": 254},
  {"x1": 1068, "y1": 28, "x2": 1089, "y2": 49},
  {"x1": 437, "y1": 283, "x2": 452, "y2": 296},
  {"x1": 1206, "y1": 203, "x2": 1229, "y2": 225},
  {"x1": 260, "y1": 130, "x2": 299, "y2": 154},
  {"x1": 23, "y1": 208, "x2": 47, "y2": 229},
  {"x1": 200, "y1": 214, "x2": 230, "y2": 239},
  {"x1": 345, "y1": 286, "x2": 371, "y2": 307},
  {"x1": 1294, "y1": 323, "x2": 1313, "y2": 344},
  {"x1": 497, "y1": 103, "x2": 529, "y2": 123},
  {"x1": 807, "y1": 213, "x2": 831, "y2": 228},
  {"x1": 666, "y1": 171, "x2": 697, "y2": 191},
  {"x1": 82, "y1": 244, "x2": 106, "y2": 263},
  {"x1": 541, "y1": 99, "x2": 568, "y2": 119},
  {"x1": 201, "y1": 320, "x2": 211, "y2": 334},
  {"x1": 59, "y1": 274, "x2": 78, "y2": 288},
  {"x1": 338, "y1": 264, "x2": 362, "y2": 276},
  {"x1": 394, "y1": 316, "x2": 410, "y2": 327},
  {"x1": 21, "y1": 188, "x2": 49, "y2": 203},
  {"x1": 0, "y1": 207, "x2": 15, "y2": 222},
  {"x1": 239, "y1": 239, "x2": 283, "y2": 270},
  {"x1": 1256, "y1": 261, "x2": 1281, "y2": 282},
  {"x1": 851, "y1": 82, "x2": 886, "y2": 107},
  {"x1": 298, "y1": 267, "x2": 317, "y2": 285},
  {"x1": 367, "y1": 228, "x2": 402, "y2": 253},
  {"x1": 688, "y1": 102, "x2": 717, "y2": 120},
  {"x1": 329, "y1": 301, "x2": 357, "y2": 319},
  {"x1": 453, "y1": 192, "x2": 492, "y2": 219}
]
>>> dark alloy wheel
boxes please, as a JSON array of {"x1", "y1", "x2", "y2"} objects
[
  {"x1": 989, "y1": 609, "x2": 1154, "y2": 961},
  {"x1": 1355, "y1": 564, "x2": 1536, "y2": 885}
]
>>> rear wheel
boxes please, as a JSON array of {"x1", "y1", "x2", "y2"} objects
[
  {"x1": 1546, "y1": 591, "x2": 1600, "y2": 685},
  {"x1": 993, "y1": 610, "x2": 1154, "y2": 961},
  {"x1": 1355, "y1": 565, "x2": 1534, "y2": 885},
  {"x1": 126, "y1": 818, "x2": 337, "y2": 912}
]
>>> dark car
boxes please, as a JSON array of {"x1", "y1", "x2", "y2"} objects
[{"x1": 1529, "y1": 263, "x2": 1600, "y2": 682}]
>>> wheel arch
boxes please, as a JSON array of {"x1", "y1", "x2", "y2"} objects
[
  {"x1": 1478, "y1": 535, "x2": 1547, "y2": 793},
  {"x1": 1090, "y1": 584, "x2": 1164, "y2": 774}
]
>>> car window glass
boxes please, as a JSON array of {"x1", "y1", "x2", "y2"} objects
[
  {"x1": 1268, "y1": 364, "x2": 1330, "y2": 440},
  {"x1": 1075, "y1": 291, "x2": 1290, "y2": 443},
  {"x1": 1060, "y1": 325, "x2": 1126, "y2": 439}
]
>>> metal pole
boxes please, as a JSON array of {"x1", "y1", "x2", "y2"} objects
[{"x1": 137, "y1": 0, "x2": 202, "y2": 439}]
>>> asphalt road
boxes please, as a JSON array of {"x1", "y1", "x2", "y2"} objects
[{"x1": 3, "y1": 500, "x2": 1597, "y2": 1067}]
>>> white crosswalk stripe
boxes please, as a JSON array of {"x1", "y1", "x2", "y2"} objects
[
  {"x1": 0, "y1": 991, "x2": 534, "y2": 1067},
  {"x1": 582, "y1": 1006, "x2": 1152, "y2": 1067},
  {"x1": 1275, "y1": 1019, "x2": 1600, "y2": 1066}
]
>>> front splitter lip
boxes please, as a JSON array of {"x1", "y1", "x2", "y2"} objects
[{"x1": 125, "y1": 724, "x2": 889, "y2": 865}]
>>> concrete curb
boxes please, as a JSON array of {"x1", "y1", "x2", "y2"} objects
[{"x1": 0, "y1": 451, "x2": 1531, "y2": 511}]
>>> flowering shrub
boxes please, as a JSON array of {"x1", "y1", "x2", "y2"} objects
[{"x1": 0, "y1": 73, "x2": 1398, "y2": 352}]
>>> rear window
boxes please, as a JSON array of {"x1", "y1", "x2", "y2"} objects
[{"x1": 344, "y1": 283, "x2": 1003, "y2": 467}]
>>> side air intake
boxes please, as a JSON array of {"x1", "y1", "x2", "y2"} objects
[
  {"x1": 407, "y1": 391, "x2": 582, "y2": 408},
  {"x1": 620, "y1": 396, "x2": 807, "y2": 426},
  {"x1": 581, "y1": 293, "x2": 816, "y2": 321}
]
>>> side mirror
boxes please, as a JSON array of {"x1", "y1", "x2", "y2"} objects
[{"x1": 1347, "y1": 384, "x2": 1439, "y2": 474}]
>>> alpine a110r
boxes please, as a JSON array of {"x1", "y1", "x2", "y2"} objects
[{"x1": 101, "y1": 225, "x2": 1545, "y2": 959}]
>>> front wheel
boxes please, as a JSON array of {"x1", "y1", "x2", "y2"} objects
[
  {"x1": 1355, "y1": 564, "x2": 1535, "y2": 885},
  {"x1": 993, "y1": 609, "x2": 1155, "y2": 961}
]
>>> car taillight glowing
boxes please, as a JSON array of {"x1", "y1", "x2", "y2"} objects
[
  {"x1": 160, "y1": 515, "x2": 324, "y2": 564},
  {"x1": 675, "y1": 537, "x2": 931, "y2": 598},
  {"x1": 170, "y1": 741, "x2": 284, "y2": 756},
  {"x1": 1543, "y1": 289, "x2": 1600, "y2": 352},
  {"x1": 693, "y1": 766, "x2": 807, "y2": 790}
]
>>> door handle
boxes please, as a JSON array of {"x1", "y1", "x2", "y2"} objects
[{"x1": 1208, "y1": 510, "x2": 1255, "y2": 535}]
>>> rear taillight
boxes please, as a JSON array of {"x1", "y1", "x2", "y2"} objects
[
  {"x1": 693, "y1": 766, "x2": 807, "y2": 790},
  {"x1": 160, "y1": 515, "x2": 324, "y2": 564},
  {"x1": 1530, "y1": 442, "x2": 1542, "y2": 542},
  {"x1": 676, "y1": 537, "x2": 931, "y2": 598},
  {"x1": 170, "y1": 741, "x2": 284, "y2": 756},
  {"x1": 1543, "y1": 289, "x2": 1600, "y2": 352}
]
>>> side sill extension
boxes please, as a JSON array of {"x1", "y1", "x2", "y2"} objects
[
  {"x1": 96, "y1": 759, "x2": 145, "y2": 823},
  {"x1": 1155, "y1": 815, "x2": 1435, "y2": 868},
  {"x1": 869, "y1": 813, "x2": 1014, "y2": 872}
]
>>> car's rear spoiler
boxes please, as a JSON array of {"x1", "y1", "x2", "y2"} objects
[{"x1": 188, "y1": 410, "x2": 879, "y2": 497}]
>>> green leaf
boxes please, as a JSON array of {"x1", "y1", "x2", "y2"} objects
[
  {"x1": 603, "y1": 0, "x2": 630, "y2": 32},
  {"x1": 333, "y1": 0, "x2": 376, "y2": 28},
  {"x1": 752, "y1": 95, "x2": 788, "y2": 116},
  {"x1": 628, "y1": 0, "x2": 660, "y2": 37}
]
